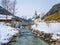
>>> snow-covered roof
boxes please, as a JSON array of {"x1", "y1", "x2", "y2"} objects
[{"x1": 0, "y1": 15, "x2": 13, "y2": 20}]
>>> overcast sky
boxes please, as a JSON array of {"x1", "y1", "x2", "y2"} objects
[
  {"x1": 16, "y1": 0, "x2": 60, "y2": 17},
  {"x1": 0, "y1": 0, "x2": 60, "y2": 18}
]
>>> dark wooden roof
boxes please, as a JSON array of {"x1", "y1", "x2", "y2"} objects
[{"x1": 0, "y1": 6, "x2": 13, "y2": 15}]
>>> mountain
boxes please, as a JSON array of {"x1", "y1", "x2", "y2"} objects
[{"x1": 42, "y1": 3, "x2": 60, "y2": 20}]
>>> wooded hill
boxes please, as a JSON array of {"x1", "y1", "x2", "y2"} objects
[{"x1": 42, "y1": 3, "x2": 60, "y2": 22}]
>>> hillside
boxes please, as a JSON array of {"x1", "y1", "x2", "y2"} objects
[
  {"x1": 42, "y1": 3, "x2": 60, "y2": 19},
  {"x1": 44, "y1": 12, "x2": 60, "y2": 22}
]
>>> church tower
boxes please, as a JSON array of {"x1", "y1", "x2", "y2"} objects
[
  {"x1": 34, "y1": 11, "x2": 38, "y2": 19},
  {"x1": 34, "y1": 11, "x2": 40, "y2": 20},
  {"x1": 34, "y1": 11, "x2": 41, "y2": 26}
]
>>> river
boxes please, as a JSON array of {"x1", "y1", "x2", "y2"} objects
[{"x1": 10, "y1": 29, "x2": 49, "y2": 45}]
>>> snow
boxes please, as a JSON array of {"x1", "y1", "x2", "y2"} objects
[
  {"x1": 0, "y1": 17, "x2": 12, "y2": 20},
  {"x1": 52, "y1": 34, "x2": 60, "y2": 40},
  {"x1": 0, "y1": 22, "x2": 19, "y2": 44},
  {"x1": 0, "y1": 15, "x2": 13, "y2": 20},
  {"x1": 31, "y1": 22, "x2": 60, "y2": 40}
]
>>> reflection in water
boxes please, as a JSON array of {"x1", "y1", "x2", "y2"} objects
[{"x1": 12, "y1": 29, "x2": 49, "y2": 45}]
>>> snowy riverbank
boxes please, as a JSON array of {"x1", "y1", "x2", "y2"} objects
[
  {"x1": 0, "y1": 22, "x2": 19, "y2": 44},
  {"x1": 31, "y1": 22, "x2": 60, "y2": 40}
]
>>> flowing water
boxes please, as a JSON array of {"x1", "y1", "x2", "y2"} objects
[{"x1": 11, "y1": 29, "x2": 49, "y2": 45}]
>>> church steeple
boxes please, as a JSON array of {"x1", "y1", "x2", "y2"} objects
[
  {"x1": 35, "y1": 11, "x2": 37, "y2": 15},
  {"x1": 34, "y1": 11, "x2": 40, "y2": 19}
]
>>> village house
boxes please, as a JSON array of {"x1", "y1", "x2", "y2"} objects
[
  {"x1": 0, "y1": 6, "x2": 33, "y2": 28},
  {"x1": 0, "y1": 6, "x2": 13, "y2": 23}
]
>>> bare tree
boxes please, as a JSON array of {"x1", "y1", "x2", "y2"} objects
[
  {"x1": 2, "y1": 0, "x2": 10, "y2": 20},
  {"x1": 13, "y1": 0, "x2": 16, "y2": 15},
  {"x1": 1, "y1": 0, "x2": 17, "y2": 22},
  {"x1": 9, "y1": 0, "x2": 16, "y2": 15},
  {"x1": 2, "y1": 0, "x2": 10, "y2": 10},
  {"x1": 9, "y1": 0, "x2": 17, "y2": 27},
  {"x1": 2, "y1": 0, "x2": 16, "y2": 13}
]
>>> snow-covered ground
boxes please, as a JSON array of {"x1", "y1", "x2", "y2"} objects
[
  {"x1": 52, "y1": 34, "x2": 60, "y2": 40},
  {"x1": 0, "y1": 22, "x2": 19, "y2": 44},
  {"x1": 31, "y1": 22, "x2": 60, "y2": 40}
]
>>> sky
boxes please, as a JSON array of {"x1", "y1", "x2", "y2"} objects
[
  {"x1": 0, "y1": 0, "x2": 60, "y2": 18},
  {"x1": 16, "y1": 0, "x2": 60, "y2": 17}
]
